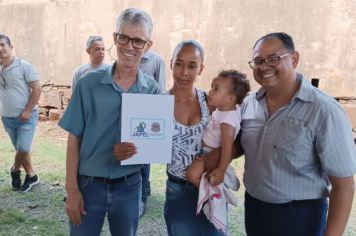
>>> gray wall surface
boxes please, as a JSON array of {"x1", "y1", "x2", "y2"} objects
[{"x1": 1, "y1": 0, "x2": 355, "y2": 96}]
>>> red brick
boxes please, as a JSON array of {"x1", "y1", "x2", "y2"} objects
[{"x1": 48, "y1": 109, "x2": 63, "y2": 121}]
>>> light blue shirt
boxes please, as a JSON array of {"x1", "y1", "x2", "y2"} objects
[
  {"x1": 241, "y1": 73, "x2": 356, "y2": 203},
  {"x1": 139, "y1": 50, "x2": 166, "y2": 93},
  {"x1": 0, "y1": 57, "x2": 39, "y2": 117},
  {"x1": 59, "y1": 63, "x2": 160, "y2": 178},
  {"x1": 71, "y1": 63, "x2": 110, "y2": 90}
]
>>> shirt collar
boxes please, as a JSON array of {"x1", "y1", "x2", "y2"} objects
[
  {"x1": 1, "y1": 56, "x2": 20, "y2": 72},
  {"x1": 141, "y1": 50, "x2": 153, "y2": 61},
  {"x1": 100, "y1": 63, "x2": 114, "y2": 85},
  {"x1": 255, "y1": 73, "x2": 315, "y2": 103},
  {"x1": 100, "y1": 61, "x2": 148, "y2": 91},
  {"x1": 136, "y1": 69, "x2": 149, "y2": 90},
  {"x1": 293, "y1": 73, "x2": 315, "y2": 102},
  {"x1": 255, "y1": 87, "x2": 266, "y2": 101}
]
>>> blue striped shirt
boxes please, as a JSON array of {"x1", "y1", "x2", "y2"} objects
[{"x1": 241, "y1": 73, "x2": 356, "y2": 203}]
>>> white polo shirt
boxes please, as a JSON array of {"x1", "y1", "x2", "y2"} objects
[{"x1": 0, "y1": 57, "x2": 39, "y2": 117}]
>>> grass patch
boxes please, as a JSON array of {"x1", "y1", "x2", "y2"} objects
[
  {"x1": 0, "y1": 127, "x2": 355, "y2": 236},
  {"x1": 0, "y1": 208, "x2": 64, "y2": 236}
]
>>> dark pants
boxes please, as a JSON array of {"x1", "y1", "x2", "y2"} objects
[
  {"x1": 244, "y1": 192, "x2": 328, "y2": 236},
  {"x1": 140, "y1": 164, "x2": 151, "y2": 202}
]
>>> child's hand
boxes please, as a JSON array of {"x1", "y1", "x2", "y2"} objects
[
  {"x1": 195, "y1": 155, "x2": 206, "y2": 161},
  {"x1": 208, "y1": 168, "x2": 225, "y2": 186}
]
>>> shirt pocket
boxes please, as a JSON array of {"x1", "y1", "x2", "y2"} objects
[{"x1": 274, "y1": 118, "x2": 313, "y2": 161}]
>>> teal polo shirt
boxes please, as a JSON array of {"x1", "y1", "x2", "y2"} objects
[{"x1": 59, "y1": 64, "x2": 160, "y2": 178}]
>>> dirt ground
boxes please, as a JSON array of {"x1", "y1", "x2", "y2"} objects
[{"x1": 35, "y1": 121, "x2": 68, "y2": 142}]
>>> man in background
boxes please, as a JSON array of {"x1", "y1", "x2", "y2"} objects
[
  {"x1": 0, "y1": 33, "x2": 41, "y2": 192},
  {"x1": 72, "y1": 35, "x2": 110, "y2": 90},
  {"x1": 140, "y1": 49, "x2": 166, "y2": 93},
  {"x1": 139, "y1": 49, "x2": 166, "y2": 217}
]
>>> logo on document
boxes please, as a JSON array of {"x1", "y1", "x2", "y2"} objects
[
  {"x1": 132, "y1": 122, "x2": 149, "y2": 137},
  {"x1": 131, "y1": 119, "x2": 164, "y2": 139},
  {"x1": 151, "y1": 122, "x2": 161, "y2": 133}
]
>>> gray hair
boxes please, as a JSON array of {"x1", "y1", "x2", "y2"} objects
[
  {"x1": 86, "y1": 35, "x2": 104, "y2": 49},
  {"x1": 0, "y1": 33, "x2": 12, "y2": 46},
  {"x1": 115, "y1": 8, "x2": 153, "y2": 39},
  {"x1": 172, "y1": 39, "x2": 205, "y2": 62}
]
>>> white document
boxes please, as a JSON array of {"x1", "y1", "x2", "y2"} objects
[{"x1": 121, "y1": 93, "x2": 174, "y2": 165}]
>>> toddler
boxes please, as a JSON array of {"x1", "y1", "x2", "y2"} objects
[{"x1": 186, "y1": 70, "x2": 250, "y2": 187}]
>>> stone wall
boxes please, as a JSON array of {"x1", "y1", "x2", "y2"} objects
[
  {"x1": 38, "y1": 81, "x2": 71, "y2": 121},
  {"x1": 0, "y1": 0, "x2": 355, "y2": 126},
  {"x1": 1, "y1": 0, "x2": 355, "y2": 93}
]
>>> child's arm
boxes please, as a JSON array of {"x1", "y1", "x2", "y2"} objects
[
  {"x1": 203, "y1": 148, "x2": 220, "y2": 173},
  {"x1": 209, "y1": 123, "x2": 236, "y2": 186},
  {"x1": 186, "y1": 158, "x2": 205, "y2": 188}
]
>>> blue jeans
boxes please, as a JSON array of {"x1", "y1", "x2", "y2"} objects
[
  {"x1": 1, "y1": 110, "x2": 38, "y2": 152},
  {"x1": 164, "y1": 177, "x2": 225, "y2": 236},
  {"x1": 141, "y1": 164, "x2": 151, "y2": 202},
  {"x1": 70, "y1": 172, "x2": 141, "y2": 236},
  {"x1": 244, "y1": 192, "x2": 328, "y2": 236}
]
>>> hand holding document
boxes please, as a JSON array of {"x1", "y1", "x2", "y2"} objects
[{"x1": 120, "y1": 93, "x2": 174, "y2": 165}]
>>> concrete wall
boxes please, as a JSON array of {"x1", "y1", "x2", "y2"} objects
[{"x1": 1, "y1": 0, "x2": 355, "y2": 97}]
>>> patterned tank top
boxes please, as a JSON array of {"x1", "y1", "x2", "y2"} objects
[{"x1": 167, "y1": 88, "x2": 210, "y2": 179}]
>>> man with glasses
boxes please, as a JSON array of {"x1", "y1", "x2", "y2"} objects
[
  {"x1": 0, "y1": 33, "x2": 41, "y2": 192},
  {"x1": 59, "y1": 8, "x2": 159, "y2": 235},
  {"x1": 71, "y1": 35, "x2": 110, "y2": 90},
  {"x1": 240, "y1": 32, "x2": 356, "y2": 236}
]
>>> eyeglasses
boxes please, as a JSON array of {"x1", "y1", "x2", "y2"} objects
[
  {"x1": 248, "y1": 51, "x2": 294, "y2": 70},
  {"x1": 114, "y1": 33, "x2": 147, "y2": 49},
  {"x1": 0, "y1": 74, "x2": 6, "y2": 89}
]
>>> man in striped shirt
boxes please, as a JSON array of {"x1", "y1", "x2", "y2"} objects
[{"x1": 241, "y1": 32, "x2": 356, "y2": 236}]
